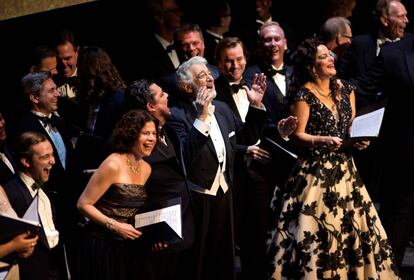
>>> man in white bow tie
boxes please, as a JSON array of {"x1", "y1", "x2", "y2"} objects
[
  {"x1": 2, "y1": 132, "x2": 61, "y2": 280},
  {"x1": 168, "y1": 56, "x2": 267, "y2": 280}
]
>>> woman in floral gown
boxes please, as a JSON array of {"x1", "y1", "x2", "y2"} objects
[{"x1": 267, "y1": 37, "x2": 399, "y2": 279}]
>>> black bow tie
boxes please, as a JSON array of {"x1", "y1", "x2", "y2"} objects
[
  {"x1": 230, "y1": 80, "x2": 247, "y2": 93},
  {"x1": 66, "y1": 76, "x2": 79, "y2": 88},
  {"x1": 31, "y1": 181, "x2": 44, "y2": 191},
  {"x1": 166, "y1": 44, "x2": 174, "y2": 53},
  {"x1": 35, "y1": 115, "x2": 56, "y2": 128},
  {"x1": 268, "y1": 67, "x2": 286, "y2": 76}
]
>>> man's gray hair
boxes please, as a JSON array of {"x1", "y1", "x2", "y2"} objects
[
  {"x1": 21, "y1": 71, "x2": 51, "y2": 100},
  {"x1": 320, "y1": 17, "x2": 351, "y2": 43},
  {"x1": 176, "y1": 56, "x2": 208, "y2": 85}
]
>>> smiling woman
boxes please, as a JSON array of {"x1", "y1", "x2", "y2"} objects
[
  {"x1": 0, "y1": 0, "x2": 95, "y2": 21},
  {"x1": 75, "y1": 109, "x2": 158, "y2": 279}
]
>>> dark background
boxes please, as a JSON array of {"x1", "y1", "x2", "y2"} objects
[{"x1": 0, "y1": 0, "x2": 412, "y2": 118}]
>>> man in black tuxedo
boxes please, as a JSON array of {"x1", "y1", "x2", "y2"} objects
[
  {"x1": 0, "y1": 112, "x2": 17, "y2": 184},
  {"x1": 338, "y1": 0, "x2": 409, "y2": 105},
  {"x1": 9, "y1": 71, "x2": 76, "y2": 275},
  {"x1": 355, "y1": 31, "x2": 414, "y2": 267},
  {"x1": 215, "y1": 36, "x2": 296, "y2": 280},
  {"x1": 202, "y1": 1, "x2": 232, "y2": 64},
  {"x1": 168, "y1": 56, "x2": 266, "y2": 280},
  {"x1": 338, "y1": 0, "x2": 409, "y2": 203},
  {"x1": 139, "y1": 0, "x2": 183, "y2": 81},
  {"x1": 244, "y1": 22, "x2": 293, "y2": 143},
  {"x1": 159, "y1": 23, "x2": 220, "y2": 107},
  {"x1": 54, "y1": 30, "x2": 81, "y2": 137},
  {"x1": 124, "y1": 79, "x2": 195, "y2": 280},
  {"x1": 2, "y1": 132, "x2": 60, "y2": 280}
]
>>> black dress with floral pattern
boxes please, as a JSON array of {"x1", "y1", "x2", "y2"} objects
[{"x1": 267, "y1": 82, "x2": 399, "y2": 280}]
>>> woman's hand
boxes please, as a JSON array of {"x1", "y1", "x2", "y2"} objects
[
  {"x1": 324, "y1": 136, "x2": 343, "y2": 150},
  {"x1": 114, "y1": 221, "x2": 142, "y2": 240},
  {"x1": 277, "y1": 116, "x2": 298, "y2": 139},
  {"x1": 353, "y1": 139, "x2": 370, "y2": 150}
]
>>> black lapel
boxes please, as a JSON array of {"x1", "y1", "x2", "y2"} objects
[{"x1": 405, "y1": 50, "x2": 414, "y2": 91}]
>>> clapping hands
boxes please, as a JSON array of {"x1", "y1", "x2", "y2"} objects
[
  {"x1": 277, "y1": 116, "x2": 298, "y2": 139},
  {"x1": 245, "y1": 73, "x2": 266, "y2": 107}
]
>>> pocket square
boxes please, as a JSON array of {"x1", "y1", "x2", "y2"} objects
[{"x1": 228, "y1": 131, "x2": 235, "y2": 138}]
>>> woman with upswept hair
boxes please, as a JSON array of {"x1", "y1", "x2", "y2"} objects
[{"x1": 267, "y1": 37, "x2": 399, "y2": 279}]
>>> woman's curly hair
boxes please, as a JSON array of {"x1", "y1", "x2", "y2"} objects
[
  {"x1": 289, "y1": 36, "x2": 339, "y2": 102},
  {"x1": 112, "y1": 110, "x2": 158, "y2": 153}
]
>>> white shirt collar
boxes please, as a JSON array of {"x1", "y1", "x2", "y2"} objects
[
  {"x1": 205, "y1": 29, "x2": 223, "y2": 40},
  {"x1": 154, "y1": 33, "x2": 174, "y2": 50},
  {"x1": 256, "y1": 16, "x2": 272, "y2": 26},
  {"x1": 19, "y1": 172, "x2": 37, "y2": 197}
]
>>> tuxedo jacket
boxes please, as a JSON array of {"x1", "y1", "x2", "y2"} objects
[
  {"x1": 8, "y1": 112, "x2": 72, "y2": 195},
  {"x1": 243, "y1": 62, "x2": 293, "y2": 141},
  {"x1": 168, "y1": 98, "x2": 266, "y2": 191},
  {"x1": 338, "y1": 33, "x2": 378, "y2": 80},
  {"x1": 356, "y1": 33, "x2": 414, "y2": 178},
  {"x1": 144, "y1": 123, "x2": 195, "y2": 252},
  {"x1": 214, "y1": 75, "x2": 248, "y2": 154},
  {"x1": 2, "y1": 176, "x2": 54, "y2": 280},
  {"x1": 0, "y1": 144, "x2": 17, "y2": 184}
]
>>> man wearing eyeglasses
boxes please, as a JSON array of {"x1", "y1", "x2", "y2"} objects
[{"x1": 319, "y1": 16, "x2": 353, "y2": 65}]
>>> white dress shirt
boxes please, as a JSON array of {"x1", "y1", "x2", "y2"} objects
[
  {"x1": 192, "y1": 105, "x2": 229, "y2": 196},
  {"x1": 230, "y1": 83, "x2": 250, "y2": 122},
  {"x1": 57, "y1": 68, "x2": 78, "y2": 99},
  {"x1": 271, "y1": 64, "x2": 287, "y2": 96},
  {"x1": 19, "y1": 172, "x2": 59, "y2": 249},
  {"x1": 32, "y1": 111, "x2": 67, "y2": 170},
  {"x1": 0, "y1": 152, "x2": 15, "y2": 174},
  {"x1": 155, "y1": 33, "x2": 180, "y2": 69}
]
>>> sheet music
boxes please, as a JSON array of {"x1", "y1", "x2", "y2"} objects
[
  {"x1": 350, "y1": 107, "x2": 385, "y2": 138},
  {"x1": 0, "y1": 270, "x2": 8, "y2": 280},
  {"x1": 134, "y1": 204, "x2": 182, "y2": 238},
  {"x1": 264, "y1": 137, "x2": 298, "y2": 159},
  {"x1": 22, "y1": 195, "x2": 39, "y2": 223}
]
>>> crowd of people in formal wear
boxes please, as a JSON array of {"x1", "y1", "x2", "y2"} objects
[{"x1": 0, "y1": 0, "x2": 413, "y2": 279}]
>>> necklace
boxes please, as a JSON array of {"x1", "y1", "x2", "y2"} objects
[
  {"x1": 126, "y1": 156, "x2": 139, "y2": 174},
  {"x1": 313, "y1": 84, "x2": 330, "y2": 98}
]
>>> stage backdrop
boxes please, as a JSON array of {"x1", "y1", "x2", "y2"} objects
[{"x1": 0, "y1": 0, "x2": 95, "y2": 21}]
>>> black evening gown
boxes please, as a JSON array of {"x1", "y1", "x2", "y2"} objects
[{"x1": 76, "y1": 183, "x2": 149, "y2": 280}]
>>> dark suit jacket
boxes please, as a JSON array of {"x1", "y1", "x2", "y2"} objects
[
  {"x1": 0, "y1": 144, "x2": 17, "y2": 184},
  {"x1": 356, "y1": 33, "x2": 414, "y2": 180},
  {"x1": 338, "y1": 33, "x2": 377, "y2": 80},
  {"x1": 2, "y1": 176, "x2": 54, "y2": 280},
  {"x1": 168, "y1": 98, "x2": 266, "y2": 191},
  {"x1": 8, "y1": 112, "x2": 72, "y2": 194},
  {"x1": 243, "y1": 62, "x2": 293, "y2": 141},
  {"x1": 143, "y1": 123, "x2": 195, "y2": 252},
  {"x1": 214, "y1": 75, "x2": 248, "y2": 154}
]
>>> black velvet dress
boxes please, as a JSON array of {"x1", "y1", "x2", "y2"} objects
[{"x1": 76, "y1": 183, "x2": 149, "y2": 280}]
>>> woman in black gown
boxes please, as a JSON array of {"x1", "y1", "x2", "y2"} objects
[
  {"x1": 76, "y1": 110, "x2": 158, "y2": 279},
  {"x1": 266, "y1": 37, "x2": 399, "y2": 279}
]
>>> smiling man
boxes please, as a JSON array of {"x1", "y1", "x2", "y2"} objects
[
  {"x1": 169, "y1": 56, "x2": 267, "y2": 280},
  {"x1": 9, "y1": 71, "x2": 74, "y2": 277},
  {"x1": 2, "y1": 132, "x2": 59, "y2": 279}
]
